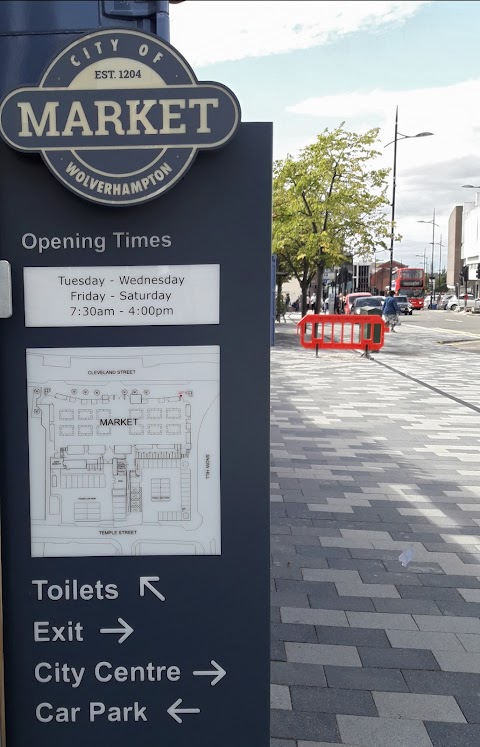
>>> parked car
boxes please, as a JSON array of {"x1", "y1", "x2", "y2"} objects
[
  {"x1": 351, "y1": 296, "x2": 384, "y2": 316},
  {"x1": 446, "y1": 294, "x2": 475, "y2": 311},
  {"x1": 395, "y1": 295, "x2": 413, "y2": 315},
  {"x1": 439, "y1": 294, "x2": 455, "y2": 310},
  {"x1": 344, "y1": 292, "x2": 372, "y2": 314}
]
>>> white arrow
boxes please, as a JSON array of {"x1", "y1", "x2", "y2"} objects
[
  {"x1": 167, "y1": 698, "x2": 200, "y2": 724},
  {"x1": 193, "y1": 660, "x2": 227, "y2": 686},
  {"x1": 139, "y1": 576, "x2": 166, "y2": 602},
  {"x1": 100, "y1": 617, "x2": 134, "y2": 644}
]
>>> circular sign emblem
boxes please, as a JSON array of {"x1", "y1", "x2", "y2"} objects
[{"x1": 0, "y1": 28, "x2": 240, "y2": 207}]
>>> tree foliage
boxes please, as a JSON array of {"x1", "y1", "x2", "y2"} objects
[{"x1": 273, "y1": 124, "x2": 392, "y2": 314}]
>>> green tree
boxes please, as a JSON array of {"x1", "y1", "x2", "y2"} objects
[
  {"x1": 436, "y1": 270, "x2": 448, "y2": 293},
  {"x1": 273, "y1": 124, "x2": 392, "y2": 315}
]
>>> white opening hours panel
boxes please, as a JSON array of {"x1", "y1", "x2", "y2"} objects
[
  {"x1": 23, "y1": 264, "x2": 220, "y2": 327},
  {"x1": 26, "y1": 346, "x2": 221, "y2": 558}
]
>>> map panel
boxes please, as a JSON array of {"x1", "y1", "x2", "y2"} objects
[{"x1": 26, "y1": 346, "x2": 220, "y2": 557}]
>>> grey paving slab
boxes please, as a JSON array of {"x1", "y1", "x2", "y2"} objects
[
  {"x1": 414, "y1": 614, "x2": 480, "y2": 633},
  {"x1": 281, "y1": 607, "x2": 348, "y2": 627},
  {"x1": 372, "y1": 691, "x2": 466, "y2": 722},
  {"x1": 420, "y1": 575, "x2": 480, "y2": 588},
  {"x1": 276, "y1": 580, "x2": 339, "y2": 596},
  {"x1": 335, "y1": 582, "x2": 400, "y2": 598},
  {"x1": 271, "y1": 710, "x2": 339, "y2": 743},
  {"x1": 403, "y1": 670, "x2": 480, "y2": 694},
  {"x1": 455, "y1": 694, "x2": 480, "y2": 724},
  {"x1": 425, "y1": 722, "x2": 480, "y2": 747},
  {"x1": 291, "y1": 686, "x2": 377, "y2": 716},
  {"x1": 271, "y1": 661, "x2": 327, "y2": 687},
  {"x1": 285, "y1": 642, "x2": 362, "y2": 667},
  {"x1": 315, "y1": 626, "x2": 391, "y2": 648},
  {"x1": 358, "y1": 646, "x2": 440, "y2": 670},
  {"x1": 271, "y1": 592, "x2": 311, "y2": 608},
  {"x1": 372, "y1": 597, "x2": 442, "y2": 614},
  {"x1": 324, "y1": 666, "x2": 408, "y2": 692},
  {"x1": 337, "y1": 715, "x2": 434, "y2": 747},
  {"x1": 435, "y1": 599, "x2": 480, "y2": 617},
  {"x1": 386, "y1": 629, "x2": 465, "y2": 651},
  {"x1": 397, "y1": 585, "x2": 465, "y2": 601},
  {"x1": 346, "y1": 611, "x2": 418, "y2": 630},
  {"x1": 308, "y1": 594, "x2": 376, "y2": 612},
  {"x1": 456, "y1": 633, "x2": 480, "y2": 652},
  {"x1": 272, "y1": 623, "x2": 318, "y2": 643},
  {"x1": 433, "y1": 650, "x2": 480, "y2": 673},
  {"x1": 271, "y1": 684, "x2": 292, "y2": 711},
  {"x1": 326, "y1": 558, "x2": 387, "y2": 572},
  {"x1": 272, "y1": 640, "x2": 287, "y2": 661}
]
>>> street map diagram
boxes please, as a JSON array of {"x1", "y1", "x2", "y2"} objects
[{"x1": 26, "y1": 346, "x2": 220, "y2": 558}]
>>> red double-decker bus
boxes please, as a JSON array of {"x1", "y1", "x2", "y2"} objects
[{"x1": 391, "y1": 267, "x2": 425, "y2": 309}]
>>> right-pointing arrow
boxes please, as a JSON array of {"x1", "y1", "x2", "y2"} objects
[
  {"x1": 167, "y1": 698, "x2": 200, "y2": 724},
  {"x1": 99, "y1": 617, "x2": 134, "y2": 644},
  {"x1": 139, "y1": 575, "x2": 166, "y2": 602},
  {"x1": 193, "y1": 659, "x2": 227, "y2": 686}
]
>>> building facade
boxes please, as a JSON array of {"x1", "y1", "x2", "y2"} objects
[
  {"x1": 460, "y1": 197, "x2": 480, "y2": 295},
  {"x1": 447, "y1": 205, "x2": 462, "y2": 290}
]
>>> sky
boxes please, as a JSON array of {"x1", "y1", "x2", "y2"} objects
[{"x1": 169, "y1": 0, "x2": 480, "y2": 273}]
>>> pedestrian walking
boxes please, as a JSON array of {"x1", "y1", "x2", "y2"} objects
[{"x1": 382, "y1": 290, "x2": 400, "y2": 331}]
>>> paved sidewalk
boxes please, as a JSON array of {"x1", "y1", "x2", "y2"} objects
[{"x1": 270, "y1": 322, "x2": 480, "y2": 747}]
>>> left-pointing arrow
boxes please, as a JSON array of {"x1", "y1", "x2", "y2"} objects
[
  {"x1": 100, "y1": 617, "x2": 134, "y2": 644},
  {"x1": 167, "y1": 698, "x2": 200, "y2": 724}
]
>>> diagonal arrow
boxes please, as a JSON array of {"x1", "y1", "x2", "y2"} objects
[
  {"x1": 140, "y1": 576, "x2": 166, "y2": 602},
  {"x1": 100, "y1": 617, "x2": 134, "y2": 644},
  {"x1": 167, "y1": 698, "x2": 200, "y2": 724},
  {"x1": 193, "y1": 659, "x2": 227, "y2": 686}
]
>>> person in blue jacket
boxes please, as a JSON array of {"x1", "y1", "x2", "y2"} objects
[{"x1": 382, "y1": 290, "x2": 400, "y2": 331}]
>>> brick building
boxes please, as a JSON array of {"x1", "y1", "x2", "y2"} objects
[{"x1": 369, "y1": 260, "x2": 406, "y2": 294}]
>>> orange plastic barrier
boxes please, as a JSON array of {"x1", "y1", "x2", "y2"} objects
[{"x1": 297, "y1": 314, "x2": 386, "y2": 354}]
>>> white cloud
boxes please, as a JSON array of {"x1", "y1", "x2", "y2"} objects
[
  {"x1": 287, "y1": 79, "x2": 480, "y2": 265},
  {"x1": 170, "y1": 1, "x2": 428, "y2": 66}
]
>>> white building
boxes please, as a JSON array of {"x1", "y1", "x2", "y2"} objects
[{"x1": 461, "y1": 196, "x2": 480, "y2": 294}]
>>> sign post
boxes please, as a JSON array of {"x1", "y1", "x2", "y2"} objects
[{"x1": 0, "y1": 10, "x2": 271, "y2": 747}]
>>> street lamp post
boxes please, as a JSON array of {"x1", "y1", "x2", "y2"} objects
[
  {"x1": 438, "y1": 234, "x2": 443, "y2": 278},
  {"x1": 418, "y1": 210, "x2": 439, "y2": 307},
  {"x1": 385, "y1": 108, "x2": 433, "y2": 292},
  {"x1": 415, "y1": 251, "x2": 427, "y2": 277}
]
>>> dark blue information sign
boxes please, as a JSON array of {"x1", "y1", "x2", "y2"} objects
[{"x1": 0, "y1": 9, "x2": 271, "y2": 746}]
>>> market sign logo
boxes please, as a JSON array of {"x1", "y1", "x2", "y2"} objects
[{"x1": 0, "y1": 28, "x2": 240, "y2": 206}]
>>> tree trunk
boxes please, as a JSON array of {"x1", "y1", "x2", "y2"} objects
[
  {"x1": 314, "y1": 260, "x2": 324, "y2": 315},
  {"x1": 276, "y1": 279, "x2": 283, "y2": 320},
  {"x1": 300, "y1": 257, "x2": 309, "y2": 316}
]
